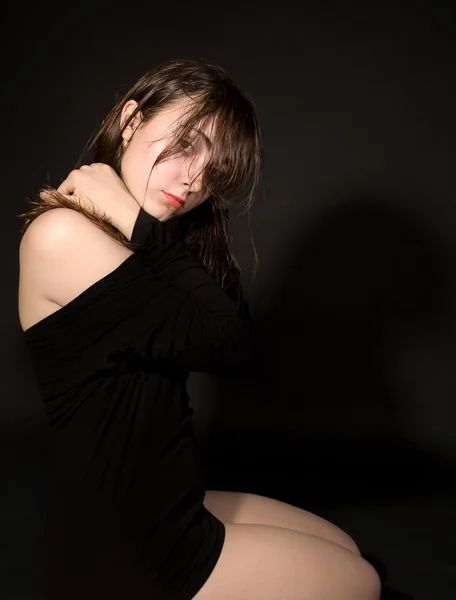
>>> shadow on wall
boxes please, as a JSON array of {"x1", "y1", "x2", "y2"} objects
[
  {"x1": 255, "y1": 194, "x2": 448, "y2": 434},
  {"x1": 206, "y1": 194, "x2": 451, "y2": 499}
]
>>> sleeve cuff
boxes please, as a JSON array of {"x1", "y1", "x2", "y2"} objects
[{"x1": 130, "y1": 207, "x2": 160, "y2": 245}]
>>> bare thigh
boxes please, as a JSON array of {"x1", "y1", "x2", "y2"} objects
[
  {"x1": 194, "y1": 523, "x2": 381, "y2": 600},
  {"x1": 204, "y1": 490, "x2": 360, "y2": 555}
]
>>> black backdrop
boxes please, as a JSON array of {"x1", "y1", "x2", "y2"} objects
[{"x1": 2, "y1": 2, "x2": 455, "y2": 598}]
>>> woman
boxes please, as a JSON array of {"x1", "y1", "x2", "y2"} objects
[{"x1": 18, "y1": 58, "x2": 381, "y2": 600}]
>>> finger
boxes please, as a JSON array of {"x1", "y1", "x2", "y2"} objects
[
  {"x1": 56, "y1": 180, "x2": 73, "y2": 195},
  {"x1": 56, "y1": 170, "x2": 78, "y2": 195},
  {"x1": 90, "y1": 162, "x2": 109, "y2": 171}
]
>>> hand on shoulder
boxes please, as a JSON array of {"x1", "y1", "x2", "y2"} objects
[{"x1": 40, "y1": 163, "x2": 141, "y2": 240}]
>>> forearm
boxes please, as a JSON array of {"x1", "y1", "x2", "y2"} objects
[
  {"x1": 121, "y1": 207, "x2": 253, "y2": 374},
  {"x1": 130, "y1": 207, "x2": 240, "y2": 320}
]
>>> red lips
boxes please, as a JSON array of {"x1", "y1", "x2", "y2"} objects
[{"x1": 163, "y1": 192, "x2": 185, "y2": 209}]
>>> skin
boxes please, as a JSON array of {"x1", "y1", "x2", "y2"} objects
[
  {"x1": 119, "y1": 98, "x2": 378, "y2": 593},
  {"x1": 120, "y1": 98, "x2": 213, "y2": 222},
  {"x1": 118, "y1": 99, "x2": 379, "y2": 599},
  {"x1": 38, "y1": 97, "x2": 215, "y2": 238},
  {"x1": 19, "y1": 96, "x2": 381, "y2": 600}
]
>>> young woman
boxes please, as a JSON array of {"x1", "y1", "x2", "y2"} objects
[{"x1": 18, "y1": 58, "x2": 381, "y2": 600}]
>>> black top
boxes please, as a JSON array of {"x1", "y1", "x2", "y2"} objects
[{"x1": 24, "y1": 207, "x2": 252, "y2": 600}]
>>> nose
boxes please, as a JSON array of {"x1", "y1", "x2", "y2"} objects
[{"x1": 181, "y1": 156, "x2": 204, "y2": 193}]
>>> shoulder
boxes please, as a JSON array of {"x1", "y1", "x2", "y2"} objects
[
  {"x1": 21, "y1": 207, "x2": 113, "y2": 250},
  {"x1": 19, "y1": 208, "x2": 133, "y2": 307}
]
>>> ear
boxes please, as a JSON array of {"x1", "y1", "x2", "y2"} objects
[{"x1": 120, "y1": 100, "x2": 143, "y2": 142}]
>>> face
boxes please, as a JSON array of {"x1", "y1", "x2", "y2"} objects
[{"x1": 120, "y1": 98, "x2": 213, "y2": 222}]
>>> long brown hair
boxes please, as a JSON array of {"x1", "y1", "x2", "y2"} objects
[{"x1": 18, "y1": 58, "x2": 262, "y2": 289}]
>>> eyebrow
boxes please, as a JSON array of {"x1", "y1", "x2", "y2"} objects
[{"x1": 194, "y1": 128, "x2": 212, "y2": 149}]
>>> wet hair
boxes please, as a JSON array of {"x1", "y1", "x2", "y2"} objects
[{"x1": 19, "y1": 58, "x2": 263, "y2": 288}]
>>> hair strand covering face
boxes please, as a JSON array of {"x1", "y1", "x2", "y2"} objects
[{"x1": 19, "y1": 58, "x2": 263, "y2": 297}]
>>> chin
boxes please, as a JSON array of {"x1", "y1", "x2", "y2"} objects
[
  {"x1": 156, "y1": 213, "x2": 171, "y2": 222},
  {"x1": 141, "y1": 203, "x2": 173, "y2": 222},
  {"x1": 160, "y1": 208, "x2": 181, "y2": 222}
]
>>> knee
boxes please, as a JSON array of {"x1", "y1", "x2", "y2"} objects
[{"x1": 358, "y1": 556, "x2": 382, "y2": 600}]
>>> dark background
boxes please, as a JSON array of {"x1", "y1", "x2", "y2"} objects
[{"x1": 2, "y1": 1, "x2": 455, "y2": 599}]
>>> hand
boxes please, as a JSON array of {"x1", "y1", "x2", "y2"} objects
[{"x1": 40, "y1": 163, "x2": 141, "y2": 239}]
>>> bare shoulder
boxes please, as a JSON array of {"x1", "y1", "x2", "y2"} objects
[
  {"x1": 18, "y1": 208, "x2": 133, "y2": 331},
  {"x1": 20, "y1": 207, "x2": 122, "y2": 251}
]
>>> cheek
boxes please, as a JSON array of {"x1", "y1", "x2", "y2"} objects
[
  {"x1": 123, "y1": 143, "x2": 178, "y2": 193},
  {"x1": 154, "y1": 159, "x2": 181, "y2": 183},
  {"x1": 121, "y1": 144, "x2": 148, "y2": 187}
]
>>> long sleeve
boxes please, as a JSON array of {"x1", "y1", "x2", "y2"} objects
[{"x1": 127, "y1": 208, "x2": 253, "y2": 376}]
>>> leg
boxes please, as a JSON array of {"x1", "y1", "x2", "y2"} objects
[
  {"x1": 194, "y1": 522, "x2": 381, "y2": 600},
  {"x1": 204, "y1": 490, "x2": 360, "y2": 555}
]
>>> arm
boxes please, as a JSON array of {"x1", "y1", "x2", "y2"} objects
[
  {"x1": 126, "y1": 208, "x2": 253, "y2": 375},
  {"x1": 130, "y1": 207, "x2": 242, "y2": 320}
]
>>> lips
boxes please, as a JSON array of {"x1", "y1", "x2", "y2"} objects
[{"x1": 163, "y1": 192, "x2": 185, "y2": 209}]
